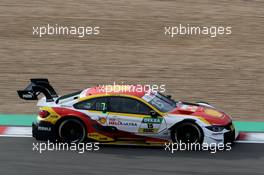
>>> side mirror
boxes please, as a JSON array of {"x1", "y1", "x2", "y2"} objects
[{"x1": 149, "y1": 110, "x2": 158, "y2": 118}]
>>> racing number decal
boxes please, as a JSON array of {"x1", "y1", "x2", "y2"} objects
[
  {"x1": 101, "y1": 102, "x2": 107, "y2": 111},
  {"x1": 147, "y1": 123, "x2": 153, "y2": 129},
  {"x1": 138, "y1": 117, "x2": 163, "y2": 134}
]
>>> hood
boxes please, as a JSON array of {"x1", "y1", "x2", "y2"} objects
[{"x1": 168, "y1": 102, "x2": 232, "y2": 125}]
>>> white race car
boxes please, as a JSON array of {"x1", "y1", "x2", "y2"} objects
[{"x1": 18, "y1": 79, "x2": 236, "y2": 146}]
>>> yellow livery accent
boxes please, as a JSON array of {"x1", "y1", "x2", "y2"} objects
[
  {"x1": 87, "y1": 132, "x2": 114, "y2": 142},
  {"x1": 38, "y1": 107, "x2": 61, "y2": 124},
  {"x1": 204, "y1": 109, "x2": 223, "y2": 118},
  {"x1": 196, "y1": 116, "x2": 211, "y2": 125}
]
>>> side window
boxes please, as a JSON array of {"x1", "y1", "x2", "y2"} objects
[
  {"x1": 74, "y1": 97, "x2": 107, "y2": 111},
  {"x1": 108, "y1": 97, "x2": 152, "y2": 115}
]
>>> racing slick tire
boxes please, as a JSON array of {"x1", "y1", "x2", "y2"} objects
[
  {"x1": 58, "y1": 118, "x2": 86, "y2": 143},
  {"x1": 171, "y1": 122, "x2": 204, "y2": 144}
]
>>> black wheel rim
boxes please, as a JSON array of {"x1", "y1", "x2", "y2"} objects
[
  {"x1": 176, "y1": 124, "x2": 200, "y2": 143},
  {"x1": 60, "y1": 120, "x2": 84, "y2": 142}
]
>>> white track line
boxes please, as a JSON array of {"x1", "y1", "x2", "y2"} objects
[
  {"x1": 235, "y1": 140, "x2": 264, "y2": 144},
  {"x1": 241, "y1": 132, "x2": 264, "y2": 140},
  {"x1": 0, "y1": 126, "x2": 32, "y2": 137},
  {"x1": 5, "y1": 127, "x2": 32, "y2": 135},
  {"x1": 0, "y1": 134, "x2": 32, "y2": 138}
]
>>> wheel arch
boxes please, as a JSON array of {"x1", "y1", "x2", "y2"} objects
[
  {"x1": 169, "y1": 119, "x2": 197, "y2": 131},
  {"x1": 54, "y1": 115, "x2": 88, "y2": 134},
  {"x1": 169, "y1": 119, "x2": 204, "y2": 143}
]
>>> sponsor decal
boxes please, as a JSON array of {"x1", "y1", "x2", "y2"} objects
[
  {"x1": 142, "y1": 117, "x2": 163, "y2": 124},
  {"x1": 138, "y1": 117, "x2": 162, "y2": 133},
  {"x1": 22, "y1": 94, "x2": 33, "y2": 98},
  {"x1": 98, "y1": 117, "x2": 106, "y2": 124},
  {"x1": 138, "y1": 128, "x2": 159, "y2": 133},
  {"x1": 38, "y1": 126, "x2": 51, "y2": 131},
  {"x1": 109, "y1": 118, "x2": 137, "y2": 126},
  {"x1": 50, "y1": 115, "x2": 59, "y2": 119}
]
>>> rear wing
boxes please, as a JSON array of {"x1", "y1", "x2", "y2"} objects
[{"x1": 17, "y1": 79, "x2": 58, "y2": 102}]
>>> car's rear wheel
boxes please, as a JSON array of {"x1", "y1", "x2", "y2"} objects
[
  {"x1": 58, "y1": 119, "x2": 86, "y2": 143},
  {"x1": 171, "y1": 122, "x2": 203, "y2": 144}
]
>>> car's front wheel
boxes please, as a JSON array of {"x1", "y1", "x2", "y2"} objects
[
  {"x1": 58, "y1": 118, "x2": 86, "y2": 143},
  {"x1": 171, "y1": 122, "x2": 203, "y2": 144}
]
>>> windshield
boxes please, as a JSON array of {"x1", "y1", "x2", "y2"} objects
[{"x1": 143, "y1": 92, "x2": 177, "y2": 112}]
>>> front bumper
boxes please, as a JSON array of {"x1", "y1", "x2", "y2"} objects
[
  {"x1": 32, "y1": 121, "x2": 56, "y2": 141},
  {"x1": 204, "y1": 122, "x2": 236, "y2": 144},
  {"x1": 224, "y1": 130, "x2": 236, "y2": 144}
]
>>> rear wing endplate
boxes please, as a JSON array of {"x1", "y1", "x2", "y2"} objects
[{"x1": 17, "y1": 79, "x2": 58, "y2": 102}]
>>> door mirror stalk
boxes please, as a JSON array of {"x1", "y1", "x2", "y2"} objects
[{"x1": 102, "y1": 109, "x2": 107, "y2": 114}]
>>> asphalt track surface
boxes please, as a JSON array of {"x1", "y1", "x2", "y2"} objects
[{"x1": 0, "y1": 138, "x2": 263, "y2": 175}]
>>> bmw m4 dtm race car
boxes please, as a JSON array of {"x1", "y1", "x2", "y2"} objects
[{"x1": 17, "y1": 79, "x2": 236, "y2": 146}]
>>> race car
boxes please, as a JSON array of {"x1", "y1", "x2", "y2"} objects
[{"x1": 17, "y1": 79, "x2": 236, "y2": 145}]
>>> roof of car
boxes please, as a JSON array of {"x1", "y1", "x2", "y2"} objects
[{"x1": 83, "y1": 85, "x2": 150, "y2": 98}]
